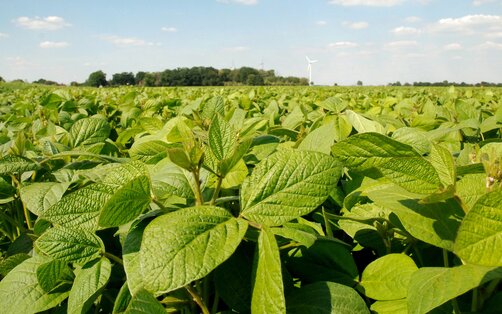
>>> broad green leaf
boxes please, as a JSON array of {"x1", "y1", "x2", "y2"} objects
[
  {"x1": 201, "y1": 95, "x2": 225, "y2": 121},
  {"x1": 129, "y1": 140, "x2": 171, "y2": 164},
  {"x1": 456, "y1": 173, "x2": 486, "y2": 210},
  {"x1": 287, "y1": 281, "x2": 370, "y2": 314},
  {"x1": 99, "y1": 162, "x2": 151, "y2": 227},
  {"x1": 35, "y1": 227, "x2": 104, "y2": 265},
  {"x1": 272, "y1": 226, "x2": 317, "y2": 248},
  {"x1": 251, "y1": 227, "x2": 286, "y2": 314},
  {"x1": 69, "y1": 117, "x2": 111, "y2": 147},
  {"x1": 221, "y1": 158, "x2": 248, "y2": 189},
  {"x1": 371, "y1": 299, "x2": 407, "y2": 314},
  {"x1": 0, "y1": 253, "x2": 30, "y2": 276},
  {"x1": 0, "y1": 155, "x2": 39, "y2": 174},
  {"x1": 36, "y1": 259, "x2": 73, "y2": 292},
  {"x1": 407, "y1": 265, "x2": 502, "y2": 314},
  {"x1": 113, "y1": 283, "x2": 132, "y2": 314},
  {"x1": 367, "y1": 185, "x2": 464, "y2": 250},
  {"x1": 241, "y1": 149, "x2": 341, "y2": 226},
  {"x1": 332, "y1": 133, "x2": 440, "y2": 193},
  {"x1": 359, "y1": 254, "x2": 418, "y2": 300},
  {"x1": 430, "y1": 143, "x2": 456, "y2": 188},
  {"x1": 123, "y1": 218, "x2": 151, "y2": 294},
  {"x1": 0, "y1": 256, "x2": 70, "y2": 313},
  {"x1": 392, "y1": 127, "x2": 431, "y2": 155},
  {"x1": 209, "y1": 114, "x2": 236, "y2": 160},
  {"x1": 42, "y1": 183, "x2": 114, "y2": 230},
  {"x1": 298, "y1": 122, "x2": 336, "y2": 154},
  {"x1": 345, "y1": 110, "x2": 385, "y2": 134},
  {"x1": 125, "y1": 288, "x2": 166, "y2": 314},
  {"x1": 318, "y1": 96, "x2": 347, "y2": 113},
  {"x1": 151, "y1": 159, "x2": 195, "y2": 203},
  {"x1": 20, "y1": 182, "x2": 70, "y2": 215},
  {"x1": 68, "y1": 257, "x2": 112, "y2": 314},
  {"x1": 138, "y1": 206, "x2": 248, "y2": 294},
  {"x1": 455, "y1": 190, "x2": 502, "y2": 266}
]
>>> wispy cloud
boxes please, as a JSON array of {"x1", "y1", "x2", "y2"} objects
[
  {"x1": 431, "y1": 14, "x2": 502, "y2": 33},
  {"x1": 161, "y1": 26, "x2": 177, "y2": 32},
  {"x1": 480, "y1": 41, "x2": 502, "y2": 49},
  {"x1": 385, "y1": 40, "x2": 418, "y2": 48},
  {"x1": 444, "y1": 43, "x2": 463, "y2": 50},
  {"x1": 0, "y1": 32, "x2": 8, "y2": 38},
  {"x1": 328, "y1": 41, "x2": 359, "y2": 48},
  {"x1": 392, "y1": 26, "x2": 422, "y2": 35},
  {"x1": 404, "y1": 16, "x2": 422, "y2": 23},
  {"x1": 13, "y1": 16, "x2": 71, "y2": 30},
  {"x1": 99, "y1": 35, "x2": 160, "y2": 47},
  {"x1": 217, "y1": 0, "x2": 258, "y2": 5},
  {"x1": 342, "y1": 21, "x2": 369, "y2": 29},
  {"x1": 329, "y1": 0, "x2": 404, "y2": 6},
  {"x1": 473, "y1": 0, "x2": 498, "y2": 6},
  {"x1": 40, "y1": 41, "x2": 70, "y2": 48},
  {"x1": 316, "y1": 20, "x2": 328, "y2": 26}
]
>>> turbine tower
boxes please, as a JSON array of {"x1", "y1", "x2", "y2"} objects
[{"x1": 306, "y1": 56, "x2": 318, "y2": 86}]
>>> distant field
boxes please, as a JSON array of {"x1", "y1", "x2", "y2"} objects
[{"x1": 0, "y1": 83, "x2": 501, "y2": 313}]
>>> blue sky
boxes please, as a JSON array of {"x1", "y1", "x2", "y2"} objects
[{"x1": 1, "y1": 0, "x2": 501, "y2": 85}]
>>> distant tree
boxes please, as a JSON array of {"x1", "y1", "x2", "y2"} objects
[
  {"x1": 70, "y1": 81, "x2": 80, "y2": 86},
  {"x1": 143, "y1": 73, "x2": 159, "y2": 86},
  {"x1": 85, "y1": 70, "x2": 107, "y2": 87},
  {"x1": 135, "y1": 71, "x2": 147, "y2": 85},
  {"x1": 0, "y1": 76, "x2": 4, "y2": 83},
  {"x1": 246, "y1": 74, "x2": 264, "y2": 86},
  {"x1": 111, "y1": 72, "x2": 135, "y2": 86},
  {"x1": 33, "y1": 78, "x2": 59, "y2": 85},
  {"x1": 357, "y1": 80, "x2": 363, "y2": 86}
]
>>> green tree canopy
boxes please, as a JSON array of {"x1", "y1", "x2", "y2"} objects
[{"x1": 85, "y1": 70, "x2": 107, "y2": 87}]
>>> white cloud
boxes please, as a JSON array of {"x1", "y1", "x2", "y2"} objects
[
  {"x1": 486, "y1": 31, "x2": 502, "y2": 38},
  {"x1": 225, "y1": 46, "x2": 249, "y2": 52},
  {"x1": 0, "y1": 32, "x2": 8, "y2": 38},
  {"x1": 343, "y1": 21, "x2": 369, "y2": 29},
  {"x1": 473, "y1": 0, "x2": 497, "y2": 6},
  {"x1": 392, "y1": 26, "x2": 421, "y2": 35},
  {"x1": 480, "y1": 41, "x2": 502, "y2": 49},
  {"x1": 161, "y1": 27, "x2": 177, "y2": 32},
  {"x1": 328, "y1": 41, "x2": 359, "y2": 48},
  {"x1": 405, "y1": 16, "x2": 422, "y2": 23},
  {"x1": 444, "y1": 43, "x2": 462, "y2": 50},
  {"x1": 14, "y1": 16, "x2": 70, "y2": 30},
  {"x1": 217, "y1": 0, "x2": 258, "y2": 5},
  {"x1": 329, "y1": 0, "x2": 404, "y2": 6},
  {"x1": 39, "y1": 41, "x2": 69, "y2": 48},
  {"x1": 316, "y1": 20, "x2": 328, "y2": 26},
  {"x1": 432, "y1": 14, "x2": 502, "y2": 33},
  {"x1": 385, "y1": 40, "x2": 418, "y2": 48},
  {"x1": 99, "y1": 35, "x2": 159, "y2": 47}
]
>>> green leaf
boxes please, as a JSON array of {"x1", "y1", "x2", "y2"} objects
[
  {"x1": 241, "y1": 149, "x2": 341, "y2": 226},
  {"x1": 167, "y1": 148, "x2": 193, "y2": 171},
  {"x1": 42, "y1": 183, "x2": 114, "y2": 231},
  {"x1": 68, "y1": 257, "x2": 112, "y2": 314},
  {"x1": 392, "y1": 127, "x2": 431, "y2": 155},
  {"x1": 298, "y1": 123, "x2": 336, "y2": 155},
  {"x1": 99, "y1": 162, "x2": 151, "y2": 227},
  {"x1": 367, "y1": 184, "x2": 464, "y2": 250},
  {"x1": 0, "y1": 253, "x2": 30, "y2": 276},
  {"x1": 209, "y1": 114, "x2": 236, "y2": 161},
  {"x1": 287, "y1": 281, "x2": 370, "y2": 314},
  {"x1": 251, "y1": 227, "x2": 286, "y2": 314},
  {"x1": 359, "y1": 254, "x2": 418, "y2": 301},
  {"x1": 455, "y1": 190, "x2": 502, "y2": 266},
  {"x1": 138, "y1": 206, "x2": 248, "y2": 294},
  {"x1": 129, "y1": 140, "x2": 171, "y2": 164},
  {"x1": 124, "y1": 289, "x2": 166, "y2": 314},
  {"x1": 151, "y1": 159, "x2": 195, "y2": 203},
  {"x1": 69, "y1": 117, "x2": 111, "y2": 147},
  {"x1": 0, "y1": 155, "x2": 39, "y2": 175},
  {"x1": 371, "y1": 299, "x2": 407, "y2": 314},
  {"x1": 20, "y1": 182, "x2": 70, "y2": 216},
  {"x1": 36, "y1": 259, "x2": 73, "y2": 292},
  {"x1": 201, "y1": 95, "x2": 225, "y2": 121},
  {"x1": 456, "y1": 173, "x2": 486, "y2": 210},
  {"x1": 113, "y1": 283, "x2": 132, "y2": 314},
  {"x1": 35, "y1": 227, "x2": 104, "y2": 265},
  {"x1": 0, "y1": 256, "x2": 70, "y2": 313},
  {"x1": 345, "y1": 110, "x2": 385, "y2": 134},
  {"x1": 333, "y1": 133, "x2": 441, "y2": 193},
  {"x1": 407, "y1": 265, "x2": 502, "y2": 314},
  {"x1": 272, "y1": 226, "x2": 317, "y2": 248},
  {"x1": 430, "y1": 143, "x2": 456, "y2": 188}
]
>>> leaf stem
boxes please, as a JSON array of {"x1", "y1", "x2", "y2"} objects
[
  {"x1": 21, "y1": 200, "x2": 33, "y2": 230},
  {"x1": 104, "y1": 252, "x2": 124, "y2": 266},
  {"x1": 209, "y1": 176, "x2": 223, "y2": 206},
  {"x1": 185, "y1": 285, "x2": 210, "y2": 314},
  {"x1": 192, "y1": 168, "x2": 204, "y2": 206},
  {"x1": 322, "y1": 208, "x2": 334, "y2": 238},
  {"x1": 211, "y1": 290, "x2": 219, "y2": 314},
  {"x1": 471, "y1": 287, "x2": 479, "y2": 312}
]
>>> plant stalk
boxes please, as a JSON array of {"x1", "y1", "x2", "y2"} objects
[
  {"x1": 185, "y1": 285, "x2": 210, "y2": 314},
  {"x1": 192, "y1": 168, "x2": 204, "y2": 206},
  {"x1": 104, "y1": 252, "x2": 124, "y2": 265},
  {"x1": 209, "y1": 176, "x2": 223, "y2": 206}
]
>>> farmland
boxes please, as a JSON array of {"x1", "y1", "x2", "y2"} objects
[{"x1": 0, "y1": 83, "x2": 501, "y2": 313}]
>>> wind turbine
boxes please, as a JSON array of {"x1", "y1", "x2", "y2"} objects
[{"x1": 306, "y1": 56, "x2": 318, "y2": 86}]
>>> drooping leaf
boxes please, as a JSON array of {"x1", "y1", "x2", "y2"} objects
[
  {"x1": 287, "y1": 281, "x2": 370, "y2": 314},
  {"x1": 113, "y1": 282, "x2": 132, "y2": 314},
  {"x1": 69, "y1": 117, "x2": 111, "y2": 147},
  {"x1": 359, "y1": 254, "x2": 418, "y2": 301},
  {"x1": 430, "y1": 143, "x2": 456, "y2": 188},
  {"x1": 407, "y1": 265, "x2": 502, "y2": 314},
  {"x1": 371, "y1": 299, "x2": 407, "y2": 314},
  {"x1": 68, "y1": 257, "x2": 112, "y2": 314},
  {"x1": 456, "y1": 173, "x2": 486, "y2": 210},
  {"x1": 36, "y1": 259, "x2": 73, "y2": 292},
  {"x1": 20, "y1": 182, "x2": 70, "y2": 216},
  {"x1": 0, "y1": 256, "x2": 70, "y2": 313},
  {"x1": 138, "y1": 206, "x2": 248, "y2": 294},
  {"x1": 298, "y1": 122, "x2": 336, "y2": 154},
  {"x1": 35, "y1": 227, "x2": 104, "y2": 265},
  {"x1": 455, "y1": 190, "x2": 502, "y2": 266},
  {"x1": 0, "y1": 253, "x2": 30, "y2": 276},
  {"x1": 345, "y1": 110, "x2": 385, "y2": 134},
  {"x1": 0, "y1": 155, "x2": 39, "y2": 174},
  {"x1": 367, "y1": 184, "x2": 464, "y2": 251},
  {"x1": 241, "y1": 149, "x2": 341, "y2": 226},
  {"x1": 272, "y1": 226, "x2": 318, "y2": 248},
  {"x1": 251, "y1": 227, "x2": 286, "y2": 314},
  {"x1": 124, "y1": 288, "x2": 166, "y2": 314}
]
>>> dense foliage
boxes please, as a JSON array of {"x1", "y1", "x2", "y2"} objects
[{"x1": 0, "y1": 84, "x2": 501, "y2": 313}]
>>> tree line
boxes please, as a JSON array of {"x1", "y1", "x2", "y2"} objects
[{"x1": 79, "y1": 67, "x2": 309, "y2": 87}]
